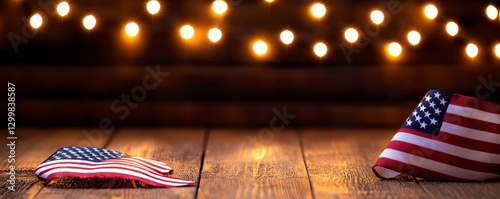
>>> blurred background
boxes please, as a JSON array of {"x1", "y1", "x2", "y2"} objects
[{"x1": 1, "y1": 0, "x2": 499, "y2": 128}]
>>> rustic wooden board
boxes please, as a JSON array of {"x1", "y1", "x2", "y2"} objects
[
  {"x1": 0, "y1": 128, "x2": 112, "y2": 199},
  {"x1": 35, "y1": 128, "x2": 206, "y2": 199},
  {"x1": 300, "y1": 129, "x2": 430, "y2": 199},
  {"x1": 417, "y1": 179, "x2": 500, "y2": 198},
  {"x1": 197, "y1": 128, "x2": 313, "y2": 199}
]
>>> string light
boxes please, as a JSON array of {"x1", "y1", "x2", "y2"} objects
[
  {"x1": 466, "y1": 43, "x2": 479, "y2": 58},
  {"x1": 147, "y1": 0, "x2": 161, "y2": 15},
  {"x1": 125, "y1": 22, "x2": 139, "y2": 37},
  {"x1": 424, "y1": 4, "x2": 438, "y2": 20},
  {"x1": 253, "y1": 40, "x2": 268, "y2": 56},
  {"x1": 494, "y1": 43, "x2": 500, "y2": 58},
  {"x1": 208, "y1": 28, "x2": 222, "y2": 43},
  {"x1": 446, "y1": 21, "x2": 459, "y2": 36},
  {"x1": 407, "y1": 30, "x2": 421, "y2": 46},
  {"x1": 313, "y1": 42, "x2": 327, "y2": 57},
  {"x1": 370, "y1": 10, "x2": 384, "y2": 25},
  {"x1": 56, "y1": 2, "x2": 70, "y2": 17},
  {"x1": 83, "y1": 15, "x2": 96, "y2": 30},
  {"x1": 30, "y1": 14, "x2": 43, "y2": 29},
  {"x1": 280, "y1": 30, "x2": 294, "y2": 45},
  {"x1": 344, "y1": 28, "x2": 359, "y2": 43},
  {"x1": 486, "y1": 5, "x2": 498, "y2": 20},
  {"x1": 387, "y1": 42, "x2": 402, "y2": 57},
  {"x1": 180, "y1": 25, "x2": 195, "y2": 40},
  {"x1": 212, "y1": 0, "x2": 228, "y2": 15},
  {"x1": 311, "y1": 3, "x2": 326, "y2": 19}
]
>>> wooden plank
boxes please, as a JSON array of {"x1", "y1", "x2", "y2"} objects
[
  {"x1": 417, "y1": 177, "x2": 500, "y2": 198},
  {"x1": 35, "y1": 128, "x2": 205, "y2": 199},
  {"x1": 0, "y1": 128, "x2": 112, "y2": 199},
  {"x1": 197, "y1": 128, "x2": 313, "y2": 199},
  {"x1": 300, "y1": 129, "x2": 430, "y2": 199}
]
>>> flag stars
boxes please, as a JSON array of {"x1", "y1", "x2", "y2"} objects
[
  {"x1": 429, "y1": 101, "x2": 436, "y2": 108},
  {"x1": 406, "y1": 119, "x2": 413, "y2": 126},
  {"x1": 425, "y1": 95, "x2": 432, "y2": 102},
  {"x1": 419, "y1": 121, "x2": 428, "y2": 129},
  {"x1": 424, "y1": 111, "x2": 431, "y2": 118},
  {"x1": 439, "y1": 98, "x2": 448, "y2": 106},
  {"x1": 419, "y1": 105, "x2": 427, "y2": 112},
  {"x1": 434, "y1": 108, "x2": 442, "y2": 115},
  {"x1": 413, "y1": 111, "x2": 418, "y2": 116},
  {"x1": 415, "y1": 115, "x2": 422, "y2": 122},
  {"x1": 434, "y1": 92, "x2": 441, "y2": 99},
  {"x1": 430, "y1": 117, "x2": 438, "y2": 125}
]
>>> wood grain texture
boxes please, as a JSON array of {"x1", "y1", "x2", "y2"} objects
[
  {"x1": 197, "y1": 128, "x2": 313, "y2": 199},
  {"x1": 300, "y1": 129, "x2": 430, "y2": 199},
  {"x1": 35, "y1": 128, "x2": 205, "y2": 199},
  {"x1": 417, "y1": 181, "x2": 500, "y2": 198}
]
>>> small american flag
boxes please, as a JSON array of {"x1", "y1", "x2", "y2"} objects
[
  {"x1": 373, "y1": 90, "x2": 500, "y2": 181},
  {"x1": 35, "y1": 146, "x2": 195, "y2": 187}
]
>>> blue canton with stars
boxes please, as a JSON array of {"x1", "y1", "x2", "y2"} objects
[
  {"x1": 402, "y1": 90, "x2": 452, "y2": 136},
  {"x1": 42, "y1": 146, "x2": 127, "y2": 163}
]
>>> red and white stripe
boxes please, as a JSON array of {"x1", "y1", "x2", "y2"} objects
[{"x1": 373, "y1": 94, "x2": 500, "y2": 181}]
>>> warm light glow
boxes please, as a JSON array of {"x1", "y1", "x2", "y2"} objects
[
  {"x1": 180, "y1": 25, "x2": 195, "y2": 40},
  {"x1": 424, "y1": 4, "x2": 438, "y2": 20},
  {"x1": 446, "y1": 21, "x2": 459, "y2": 36},
  {"x1": 486, "y1": 5, "x2": 498, "y2": 20},
  {"x1": 83, "y1": 15, "x2": 96, "y2": 30},
  {"x1": 466, "y1": 43, "x2": 479, "y2": 58},
  {"x1": 125, "y1": 22, "x2": 139, "y2": 37},
  {"x1": 253, "y1": 40, "x2": 268, "y2": 56},
  {"x1": 313, "y1": 42, "x2": 327, "y2": 57},
  {"x1": 407, "y1": 30, "x2": 421, "y2": 46},
  {"x1": 495, "y1": 43, "x2": 500, "y2": 58},
  {"x1": 212, "y1": 0, "x2": 228, "y2": 15},
  {"x1": 387, "y1": 42, "x2": 402, "y2": 57},
  {"x1": 30, "y1": 14, "x2": 43, "y2": 29},
  {"x1": 57, "y1": 2, "x2": 70, "y2": 17},
  {"x1": 147, "y1": 0, "x2": 161, "y2": 15},
  {"x1": 208, "y1": 28, "x2": 222, "y2": 43},
  {"x1": 265, "y1": 0, "x2": 274, "y2": 2},
  {"x1": 344, "y1": 28, "x2": 359, "y2": 43},
  {"x1": 280, "y1": 30, "x2": 294, "y2": 45},
  {"x1": 311, "y1": 3, "x2": 326, "y2": 19},
  {"x1": 370, "y1": 10, "x2": 384, "y2": 25}
]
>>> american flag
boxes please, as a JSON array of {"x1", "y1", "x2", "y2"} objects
[
  {"x1": 373, "y1": 90, "x2": 500, "y2": 181},
  {"x1": 35, "y1": 146, "x2": 195, "y2": 187}
]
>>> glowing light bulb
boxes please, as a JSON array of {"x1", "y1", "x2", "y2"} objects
[
  {"x1": 407, "y1": 30, "x2": 421, "y2": 46},
  {"x1": 486, "y1": 5, "x2": 498, "y2": 20},
  {"x1": 344, "y1": 28, "x2": 359, "y2": 43},
  {"x1": 147, "y1": 0, "x2": 161, "y2": 15},
  {"x1": 30, "y1": 14, "x2": 43, "y2": 29},
  {"x1": 313, "y1": 42, "x2": 327, "y2": 57},
  {"x1": 446, "y1": 21, "x2": 459, "y2": 36},
  {"x1": 180, "y1": 25, "x2": 195, "y2": 40},
  {"x1": 370, "y1": 10, "x2": 384, "y2": 25},
  {"x1": 83, "y1": 15, "x2": 96, "y2": 30},
  {"x1": 125, "y1": 22, "x2": 139, "y2": 37},
  {"x1": 280, "y1": 30, "x2": 294, "y2": 45},
  {"x1": 424, "y1": 4, "x2": 438, "y2": 20},
  {"x1": 253, "y1": 40, "x2": 268, "y2": 56},
  {"x1": 494, "y1": 43, "x2": 500, "y2": 58},
  {"x1": 208, "y1": 28, "x2": 222, "y2": 43},
  {"x1": 212, "y1": 0, "x2": 228, "y2": 15},
  {"x1": 57, "y1": 2, "x2": 70, "y2": 17},
  {"x1": 466, "y1": 43, "x2": 478, "y2": 58},
  {"x1": 387, "y1": 42, "x2": 402, "y2": 58},
  {"x1": 311, "y1": 3, "x2": 326, "y2": 19}
]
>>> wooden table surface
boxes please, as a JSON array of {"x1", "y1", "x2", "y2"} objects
[{"x1": 2, "y1": 128, "x2": 500, "y2": 199}]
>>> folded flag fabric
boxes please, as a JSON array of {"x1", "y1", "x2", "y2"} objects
[
  {"x1": 373, "y1": 90, "x2": 500, "y2": 181},
  {"x1": 35, "y1": 146, "x2": 195, "y2": 187}
]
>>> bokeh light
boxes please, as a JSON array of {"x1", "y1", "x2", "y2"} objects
[
  {"x1": 466, "y1": 43, "x2": 479, "y2": 58},
  {"x1": 83, "y1": 15, "x2": 96, "y2": 30},
  {"x1": 370, "y1": 10, "x2": 384, "y2": 25},
  {"x1": 212, "y1": 0, "x2": 228, "y2": 15},
  {"x1": 486, "y1": 5, "x2": 498, "y2": 20},
  {"x1": 387, "y1": 42, "x2": 402, "y2": 57},
  {"x1": 424, "y1": 4, "x2": 438, "y2": 20},
  {"x1": 313, "y1": 42, "x2": 327, "y2": 57},
  {"x1": 446, "y1": 21, "x2": 459, "y2": 36},
  {"x1": 495, "y1": 43, "x2": 500, "y2": 58},
  {"x1": 280, "y1": 30, "x2": 294, "y2": 45},
  {"x1": 180, "y1": 25, "x2": 195, "y2": 40},
  {"x1": 407, "y1": 30, "x2": 421, "y2": 46},
  {"x1": 57, "y1": 2, "x2": 70, "y2": 17},
  {"x1": 125, "y1": 22, "x2": 139, "y2": 37},
  {"x1": 30, "y1": 14, "x2": 43, "y2": 29},
  {"x1": 208, "y1": 28, "x2": 222, "y2": 43},
  {"x1": 253, "y1": 40, "x2": 268, "y2": 56},
  {"x1": 344, "y1": 28, "x2": 359, "y2": 43},
  {"x1": 311, "y1": 3, "x2": 326, "y2": 19},
  {"x1": 147, "y1": 0, "x2": 161, "y2": 15}
]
